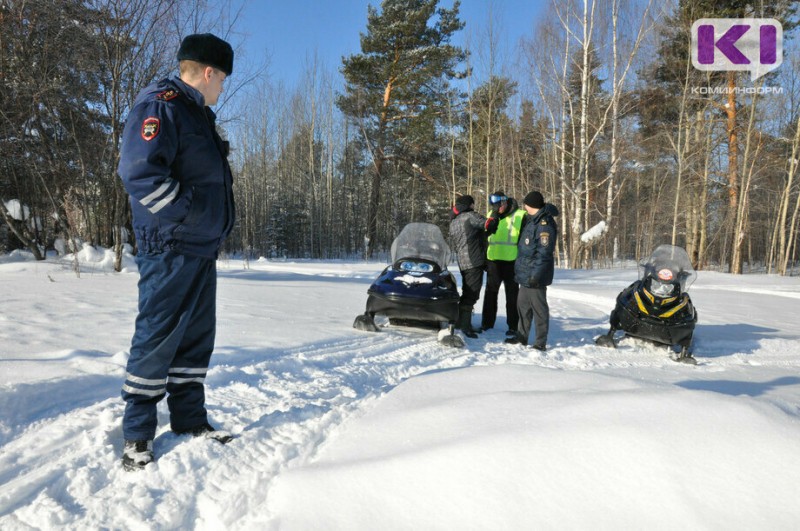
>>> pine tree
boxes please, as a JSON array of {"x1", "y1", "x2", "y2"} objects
[{"x1": 338, "y1": 0, "x2": 466, "y2": 258}]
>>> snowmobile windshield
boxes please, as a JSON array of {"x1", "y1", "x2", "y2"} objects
[
  {"x1": 638, "y1": 244, "x2": 697, "y2": 292},
  {"x1": 390, "y1": 222, "x2": 452, "y2": 269}
]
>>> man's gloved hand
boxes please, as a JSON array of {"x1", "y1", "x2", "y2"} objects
[
  {"x1": 528, "y1": 277, "x2": 540, "y2": 288},
  {"x1": 485, "y1": 217, "x2": 499, "y2": 234}
]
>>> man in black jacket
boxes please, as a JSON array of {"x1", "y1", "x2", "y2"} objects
[
  {"x1": 506, "y1": 191, "x2": 559, "y2": 350},
  {"x1": 449, "y1": 195, "x2": 489, "y2": 338}
]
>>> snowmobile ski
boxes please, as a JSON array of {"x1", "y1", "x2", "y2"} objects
[
  {"x1": 673, "y1": 346, "x2": 697, "y2": 365},
  {"x1": 353, "y1": 312, "x2": 380, "y2": 332},
  {"x1": 438, "y1": 326, "x2": 466, "y2": 348}
]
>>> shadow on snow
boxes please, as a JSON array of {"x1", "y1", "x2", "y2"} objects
[{"x1": 675, "y1": 376, "x2": 800, "y2": 398}]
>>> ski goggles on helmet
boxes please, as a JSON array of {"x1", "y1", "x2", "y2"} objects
[
  {"x1": 648, "y1": 279, "x2": 676, "y2": 297},
  {"x1": 489, "y1": 194, "x2": 507, "y2": 205}
]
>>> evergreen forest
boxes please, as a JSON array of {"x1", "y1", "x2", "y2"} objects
[{"x1": 2, "y1": 0, "x2": 800, "y2": 274}]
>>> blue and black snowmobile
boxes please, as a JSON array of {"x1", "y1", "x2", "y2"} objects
[
  {"x1": 353, "y1": 222, "x2": 465, "y2": 347},
  {"x1": 595, "y1": 245, "x2": 698, "y2": 364}
]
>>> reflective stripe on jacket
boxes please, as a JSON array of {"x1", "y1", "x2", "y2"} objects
[{"x1": 487, "y1": 208, "x2": 525, "y2": 261}]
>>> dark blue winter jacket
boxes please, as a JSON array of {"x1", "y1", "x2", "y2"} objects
[
  {"x1": 514, "y1": 204, "x2": 559, "y2": 288},
  {"x1": 118, "y1": 77, "x2": 235, "y2": 259}
]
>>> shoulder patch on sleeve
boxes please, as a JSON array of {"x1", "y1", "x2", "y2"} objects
[
  {"x1": 141, "y1": 117, "x2": 160, "y2": 141},
  {"x1": 540, "y1": 233, "x2": 550, "y2": 247},
  {"x1": 156, "y1": 89, "x2": 179, "y2": 101}
]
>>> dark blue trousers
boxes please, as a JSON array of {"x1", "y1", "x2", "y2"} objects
[
  {"x1": 517, "y1": 286, "x2": 549, "y2": 348},
  {"x1": 122, "y1": 251, "x2": 217, "y2": 441}
]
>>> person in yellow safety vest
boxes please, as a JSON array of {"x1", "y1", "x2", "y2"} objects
[{"x1": 482, "y1": 191, "x2": 526, "y2": 336}]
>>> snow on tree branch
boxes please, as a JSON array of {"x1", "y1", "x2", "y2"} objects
[{"x1": 580, "y1": 221, "x2": 607, "y2": 243}]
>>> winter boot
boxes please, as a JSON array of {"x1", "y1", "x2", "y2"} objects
[
  {"x1": 457, "y1": 307, "x2": 478, "y2": 338},
  {"x1": 122, "y1": 440, "x2": 153, "y2": 471},
  {"x1": 174, "y1": 422, "x2": 234, "y2": 444}
]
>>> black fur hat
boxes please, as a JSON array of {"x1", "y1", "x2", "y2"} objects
[
  {"x1": 455, "y1": 195, "x2": 474, "y2": 213},
  {"x1": 177, "y1": 33, "x2": 234, "y2": 76}
]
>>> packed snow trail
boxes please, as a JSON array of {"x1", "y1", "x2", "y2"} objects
[{"x1": 0, "y1": 325, "x2": 556, "y2": 528}]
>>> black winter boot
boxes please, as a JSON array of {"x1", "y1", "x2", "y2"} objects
[
  {"x1": 122, "y1": 440, "x2": 153, "y2": 471},
  {"x1": 457, "y1": 307, "x2": 478, "y2": 338},
  {"x1": 173, "y1": 423, "x2": 234, "y2": 444}
]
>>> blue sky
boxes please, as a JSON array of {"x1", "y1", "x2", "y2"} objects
[{"x1": 234, "y1": 0, "x2": 548, "y2": 85}]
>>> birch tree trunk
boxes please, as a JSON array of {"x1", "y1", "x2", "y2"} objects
[
  {"x1": 572, "y1": 0, "x2": 595, "y2": 268},
  {"x1": 698, "y1": 109, "x2": 712, "y2": 269},
  {"x1": 732, "y1": 85, "x2": 763, "y2": 273},
  {"x1": 783, "y1": 189, "x2": 800, "y2": 275},
  {"x1": 605, "y1": 0, "x2": 620, "y2": 261},
  {"x1": 559, "y1": 26, "x2": 572, "y2": 268},
  {"x1": 668, "y1": 50, "x2": 695, "y2": 248},
  {"x1": 778, "y1": 112, "x2": 800, "y2": 275}
]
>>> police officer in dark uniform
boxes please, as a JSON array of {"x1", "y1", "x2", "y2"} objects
[
  {"x1": 118, "y1": 33, "x2": 236, "y2": 471},
  {"x1": 505, "y1": 191, "x2": 559, "y2": 351}
]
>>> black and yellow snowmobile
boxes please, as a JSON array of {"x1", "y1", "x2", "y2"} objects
[{"x1": 596, "y1": 245, "x2": 698, "y2": 364}]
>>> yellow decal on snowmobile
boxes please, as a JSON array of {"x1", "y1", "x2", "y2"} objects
[
  {"x1": 658, "y1": 296, "x2": 689, "y2": 318},
  {"x1": 642, "y1": 288, "x2": 655, "y2": 304},
  {"x1": 634, "y1": 291, "x2": 650, "y2": 315}
]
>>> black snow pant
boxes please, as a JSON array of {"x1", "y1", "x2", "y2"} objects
[
  {"x1": 517, "y1": 285, "x2": 549, "y2": 348},
  {"x1": 481, "y1": 259, "x2": 519, "y2": 331},
  {"x1": 459, "y1": 266, "x2": 484, "y2": 310}
]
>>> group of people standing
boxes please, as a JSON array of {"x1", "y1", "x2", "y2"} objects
[{"x1": 449, "y1": 191, "x2": 559, "y2": 351}]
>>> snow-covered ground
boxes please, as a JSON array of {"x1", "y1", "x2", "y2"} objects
[{"x1": 1, "y1": 248, "x2": 799, "y2": 529}]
